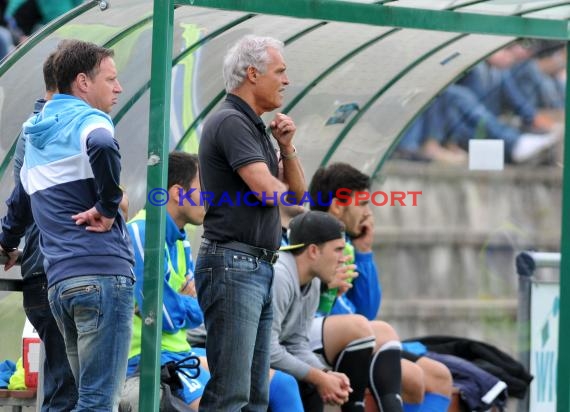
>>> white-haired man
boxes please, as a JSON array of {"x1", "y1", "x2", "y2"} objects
[{"x1": 195, "y1": 35, "x2": 306, "y2": 411}]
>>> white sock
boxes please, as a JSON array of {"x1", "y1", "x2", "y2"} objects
[{"x1": 511, "y1": 132, "x2": 558, "y2": 163}]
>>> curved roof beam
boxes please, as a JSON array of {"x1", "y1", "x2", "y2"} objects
[
  {"x1": 369, "y1": 37, "x2": 515, "y2": 178},
  {"x1": 320, "y1": 33, "x2": 467, "y2": 168},
  {"x1": 456, "y1": 0, "x2": 570, "y2": 14},
  {"x1": 113, "y1": 13, "x2": 255, "y2": 125},
  {"x1": 370, "y1": 4, "x2": 564, "y2": 177},
  {"x1": 514, "y1": 1, "x2": 570, "y2": 14},
  {"x1": 105, "y1": 15, "x2": 154, "y2": 48},
  {"x1": 449, "y1": 1, "x2": 489, "y2": 9},
  {"x1": 280, "y1": 28, "x2": 400, "y2": 116}
]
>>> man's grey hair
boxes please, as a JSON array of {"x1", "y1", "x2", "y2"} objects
[{"x1": 223, "y1": 35, "x2": 285, "y2": 93}]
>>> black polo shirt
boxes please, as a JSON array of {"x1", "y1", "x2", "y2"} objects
[{"x1": 198, "y1": 94, "x2": 280, "y2": 250}]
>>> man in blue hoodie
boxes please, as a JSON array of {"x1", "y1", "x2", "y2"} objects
[
  {"x1": 19, "y1": 39, "x2": 134, "y2": 411},
  {"x1": 1, "y1": 49, "x2": 78, "y2": 411}
]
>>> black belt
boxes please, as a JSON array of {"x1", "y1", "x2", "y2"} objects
[{"x1": 205, "y1": 239, "x2": 279, "y2": 264}]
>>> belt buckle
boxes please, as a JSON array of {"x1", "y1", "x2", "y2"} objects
[
  {"x1": 261, "y1": 249, "x2": 279, "y2": 264},
  {"x1": 270, "y1": 251, "x2": 279, "y2": 264}
]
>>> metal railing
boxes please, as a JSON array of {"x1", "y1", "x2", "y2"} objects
[{"x1": 516, "y1": 251, "x2": 561, "y2": 412}]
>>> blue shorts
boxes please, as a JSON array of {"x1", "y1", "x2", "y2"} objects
[
  {"x1": 127, "y1": 348, "x2": 210, "y2": 404},
  {"x1": 175, "y1": 348, "x2": 210, "y2": 404}
]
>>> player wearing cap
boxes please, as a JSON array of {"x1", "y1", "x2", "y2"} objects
[{"x1": 272, "y1": 211, "x2": 401, "y2": 412}]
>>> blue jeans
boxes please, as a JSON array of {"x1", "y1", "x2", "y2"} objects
[
  {"x1": 397, "y1": 115, "x2": 425, "y2": 152},
  {"x1": 23, "y1": 275, "x2": 77, "y2": 412},
  {"x1": 0, "y1": 26, "x2": 12, "y2": 59},
  {"x1": 397, "y1": 95, "x2": 447, "y2": 152},
  {"x1": 510, "y1": 60, "x2": 565, "y2": 110},
  {"x1": 48, "y1": 275, "x2": 134, "y2": 412},
  {"x1": 194, "y1": 240, "x2": 274, "y2": 412},
  {"x1": 442, "y1": 84, "x2": 520, "y2": 158}
]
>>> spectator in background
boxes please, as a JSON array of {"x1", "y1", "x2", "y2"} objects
[
  {"x1": 507, "y1": 40, "x2": 566, "y2": 121},
  {"x1": 396, "y1": 83, "x2": 561, "y2": 164},
  {"x1": 396, "y1": 41, "x2": 564, "y2": 165},
  {"x1": 0, "y1": 0, "x2": 15, "y2": 59},
  {"x1": 394, "y1": 95, "x2": 467, "y2": 165},
  {"x1": 5, "y1": 0, "x2": 83, "y2": 44},
  {"x1": 458, "y1": 43, "x2": 558, "y2": 133},
  {"x1": 442, "y1": 83, "x2": 561, "y2": 163}
]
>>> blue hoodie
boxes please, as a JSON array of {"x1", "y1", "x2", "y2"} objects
[{"x1": 20, "y1": 94, "x2": 134, "y2": 286}]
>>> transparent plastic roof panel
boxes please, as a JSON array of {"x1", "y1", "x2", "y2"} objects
[
  {"x1": 0, "y1": 0, "x2": 154, "y2": 214},
  {"x1": 174, "y1": 13, "x2": 321, "y2": 148},
  {"x1": 456, "y1": 0, "x2": 570, "y2": 15},
  {"x1": 386, "y1": 0, "x2": 479, "y2": 10},
  {"x1": 524, "y1": 4, "x2": 570, "y2": 19},
  {"x1": 287, "y1": 28, "x2": 460, "y2": 178},
  {"x1": 0, "y1": 0, "x2": 148, "y2": 159},
  {"x1": 0, "y1": 0, "x2": 566, "y2": 214},
  {"x1": 326, "y1": 34, "x2": 514, "y2": 177}
]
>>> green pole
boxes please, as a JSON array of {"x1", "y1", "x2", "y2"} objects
[
  {"x1": 139, "y1": 1, "x2": 174, "y2": 411},
  {"x1": 556, "y1": 41, "x2": 570, "y2": 412}
]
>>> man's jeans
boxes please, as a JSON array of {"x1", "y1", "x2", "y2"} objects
[
  {"x1": 443, "y1": 84, "x2": 520, "y2": 157},
  {"x1": 23, "y1": 275, "x2": 77, "y2": 412},
  {"x1": 48, "y1": 275, "x2": 134, "y2": 412},
  {"x1": 194, "y1": 241, "x2": 274, "y2": 412}
]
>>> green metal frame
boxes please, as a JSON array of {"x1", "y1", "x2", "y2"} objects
[
  {"x1": 178, "y1": 0, "x2": 570, "y2": 39},
  {"x1": 558, "y1": 40, "x2": 570, "y2": 412},
  {"x1": 281, "y1": 28, "x2": 399, "y2": 117},
  {"x1": 142, "y1": 1, "x2": 570, "y2": 411},
  {"x1": 139, "y1": 1, "x2": 174, "y2": 411},
  {"x1": 320, "y1": 33, "x2": 467, "y2": 167}
]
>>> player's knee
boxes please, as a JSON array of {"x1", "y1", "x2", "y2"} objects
[
  {"x1": 401, "y1": 361, "x2": 425, "y2": 404},
  {"x1": 370, "y1": 320, "x2": 400, "y2": 350},
  {"x1": 345, "y1": 314, "x2": 374, "y2": 340},
  {"x1": 418, "y1": 358, "x2": 453, "y2": 396}
]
